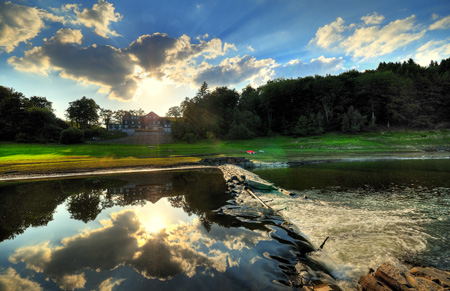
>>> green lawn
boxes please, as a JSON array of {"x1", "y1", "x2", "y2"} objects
[{"x1": 1, "y1": 129, "x2": 449, "y2": 175}]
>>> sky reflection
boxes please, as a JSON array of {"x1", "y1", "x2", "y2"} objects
[{"x1": 4, "y1": 206, "x2": 268, "y2": 290}]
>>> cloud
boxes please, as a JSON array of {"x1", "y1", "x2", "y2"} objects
[
  {"x1": 57, "y1": 273, "x2": 86, "y2": 290},
  {"x1": 0, "y1": 268, "x2": 42, "y2": 291},
  {"x1": 8, "y1": 28, "x2": 139, "y2": 101},
  {"x1": 277, "y1": 56, "x2": 345, "y2": 77},
  {"x1": 361, "y1": 12, "x2": 384, "y2": 25},
  {"x1": 67, "y1": 0, "x2": 122, "y2": 38},
  {"x1": 8, "y1": 210, "x2": 247, "y2": 287},
  {"x1": 414, "y1": 40, "x2": 450, "y2": 66},
  {"x1": 342, "y1": 15, "x2": 426, "y2": 60},
  {"x1": 8, "y1": 29, "x2": 258, "y2": 101},
  {"x1": 0, "y1": 2, "x2": 63, "y2": 53},
  {"x1": 310, "y1": 14, "x2": 426, "y2": 61},
  {"x1": 309, "y1": 17, "x2": 347, "y2": 49},
  {"x1": 429, "y1": 15, "x2": 450, "y2": 30},
  {"x1": 9, "y1": 242, "x2": 52, "y2": 272},
  {"x1": 99, "y1": 278, "x2": 126, "y2": 291},
  {"x1": 194, "y1": 55, "x2": 277, "y2": 87}
]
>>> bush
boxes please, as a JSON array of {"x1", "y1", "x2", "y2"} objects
[
  {"x1": 83, "y1": 127, "x2": 103, "y2": 139},
  {"x1": 60, "y1": 128, "x2": 84, "y2": 144},
  {"x1": 43, "y1": 124, "x2": 63, "y2": 142},
  {"x1": 226, "y1": 123, "x2": 256, "y2": 140},
  {"x1": 182, "y1": 133, "x2": 198, "y2": 143}
]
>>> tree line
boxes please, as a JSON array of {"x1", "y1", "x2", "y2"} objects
[
  {"x1": 1, "y1": 57, "x2": 449, "y2": 144},
  {"x1": 0, "y1": 88, "x2": 146, "y2": 143},
  {"x1": 167, "y1": 58, "x2": 450, "y2": 141}
]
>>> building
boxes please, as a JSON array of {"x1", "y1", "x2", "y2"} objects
[{"x1": 108, "y1": 111, "x2": 171, "y2": 133}]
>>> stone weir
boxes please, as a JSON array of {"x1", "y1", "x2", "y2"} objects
[{"x1": 218, "y1": 164, "x2": 341, "y2": 291}]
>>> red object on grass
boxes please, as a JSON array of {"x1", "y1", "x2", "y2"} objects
[{"x1": 247, "y1": 150, "x2": 255, "y2": 154}]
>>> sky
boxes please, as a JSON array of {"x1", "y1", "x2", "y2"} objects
[{"x1": 1, "y1": 0, "x2": 450, "y2": 119}]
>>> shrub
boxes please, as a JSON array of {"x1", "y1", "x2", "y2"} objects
[
  {"x1": 226, "y1": 123, "x2": 256, "y2": 140},
  {"x1": 60, "y1": 128, "x2": 84, "y2": 144},
  {"x1": 182, "y1": 133, "x2": 197, "y2": 143}
]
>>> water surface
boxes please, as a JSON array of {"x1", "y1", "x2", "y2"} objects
[
  {"x1": 0, "y1": 169, "x2": 331, "y2": 290},
  {"x1": 254, "y1": 159, "x2": 450, "y2": 287}
]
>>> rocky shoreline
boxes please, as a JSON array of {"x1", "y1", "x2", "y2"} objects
[{"x1": 359, "y1": 262, "x2": 450, "y2": 290}]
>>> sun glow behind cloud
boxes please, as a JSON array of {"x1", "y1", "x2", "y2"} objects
[{"x1": 1, "y1": 0, "x2": 450, "y2": 116}]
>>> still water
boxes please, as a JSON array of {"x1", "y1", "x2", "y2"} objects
[
  {"x1": 254, "y1": 159, "x2": 450, "y2": 287},
  {"x1": 0, "y1": 169, "x2": 333, "y2": 290}
]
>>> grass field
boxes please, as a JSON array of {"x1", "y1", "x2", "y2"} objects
[{"x1": 1, "y1": 129, "x2": 449, "y2": 176}]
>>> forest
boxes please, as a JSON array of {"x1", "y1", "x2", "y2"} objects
[
  {"x1": 169, "y1": 58, "x2": 450, "y2": 141},
  {"x1": 1, "y1": 58, "x2": 449, "y2": 143}
]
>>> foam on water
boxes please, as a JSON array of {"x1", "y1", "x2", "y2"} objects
[{"x1": 263, "y1": 186, "x2": 450, "y2": 289}]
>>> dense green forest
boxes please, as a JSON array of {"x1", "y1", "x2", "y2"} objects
[
  {"x1": 169, "y1": 58, "x2": 450, "y2": 141},
  {"x1": 1, "y1": 58, "x2": 450, "y2": 143}
]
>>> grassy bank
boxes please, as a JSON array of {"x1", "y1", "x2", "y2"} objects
[{"x1": 1, "y1": 130, "x2": 449, "y2": 176}]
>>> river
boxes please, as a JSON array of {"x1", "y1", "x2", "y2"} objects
[
  {"x1": 253, "y1": 159, "x2": 450, "y2": 288},
  {"x1": 0, "y1": 169, "x2": 335, "y2": 290}
]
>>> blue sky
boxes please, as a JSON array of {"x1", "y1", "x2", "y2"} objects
[{"x1": 1, "y1": 0, "x2": 449, "y2": 118}]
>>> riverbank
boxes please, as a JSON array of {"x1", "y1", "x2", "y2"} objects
[
  {"x1": 1, "y1": 151, "x2": 449, "y2": 181},
  {"x1": 1, "y1": 130, "x2": 449, "y2": 177}
]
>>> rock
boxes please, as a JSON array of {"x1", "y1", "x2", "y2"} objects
[
  {"x1": 359, "y1": 263, "x2": 449, "y2": 291},
  {"x1": 410, "y1": 266, "x2": 450, "y2": 288},
  {"x1": 374, "y1": 263, "x2": 412, "y2": 290},
  {"x1": 359, "y1": 273, "x2": 393, "y2": 290}
]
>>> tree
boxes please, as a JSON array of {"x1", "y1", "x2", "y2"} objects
[
  {"x1": 99, "y1": 108, "x2": 113, "y2": 127},
  {"x1": 0, "y1": 86, "x2": 28, "y2": 140},
  {"x1": 341, "y1": 106, "x2": 366, "y2": 133},
  {"x1": 166, "y1": 106, "x2": 182, "y2": 120},
  {"x1": 28, "y1": 96, "x2": 53, "y2": 111},
  {"x1": 66, "y1": 96, "x2": 100, "y2": 129}
]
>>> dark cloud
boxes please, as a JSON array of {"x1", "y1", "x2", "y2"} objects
[
  {"x1": 8, "y1": 28, "x2": 139, "y2": 101},
  {"x1": 127, "y1": 33, "x2": 178, "y2": 79}
]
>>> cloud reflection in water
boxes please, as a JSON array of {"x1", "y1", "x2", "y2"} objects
[{"x1": 7, "y1": 209, "x2": 267, "y2": 290}]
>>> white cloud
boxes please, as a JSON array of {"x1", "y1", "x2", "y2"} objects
[
  {"x1": 98, "y1": 278, "x2": 126, "y2": 291},
  {"x1": 415, "y1": 40, "x2": 450, "y2": 66},
  {"x1": 0, "y1": 2, "x2": 62, "y2": 53},
  {"x1": 309, "y1": 17, "x2": 346, "y2": 49},
  {"x1": 342, "y1": 15, "x2": 426, "y2": 60},
  {"x1": 194, "y1": 55, "x2": 277, "y2": 87},
  {"x1": 51, "y1": 28, "x2": 83, "y2": 44},
  {"x1": 0, "y1": 268, "x2": 42, "y2": 291},
  {"x1": 361, "y1": 12, "x2": 384, "y2": 25},
  {"x1": 429, "y1": 15, "x2": 450, "y2": 30},
  {"x1": 277, "y1": 56, "x2": 345, "y2": 77},
  {"x1": 310, "y1": 14, "x2": 427, "y2": 61},
  {"x1": 57, "y1": 273, "x2": 86, "y2": 290},
  {"x1": 68, "y1": 0, "x2": 123, "y2": 38}
]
